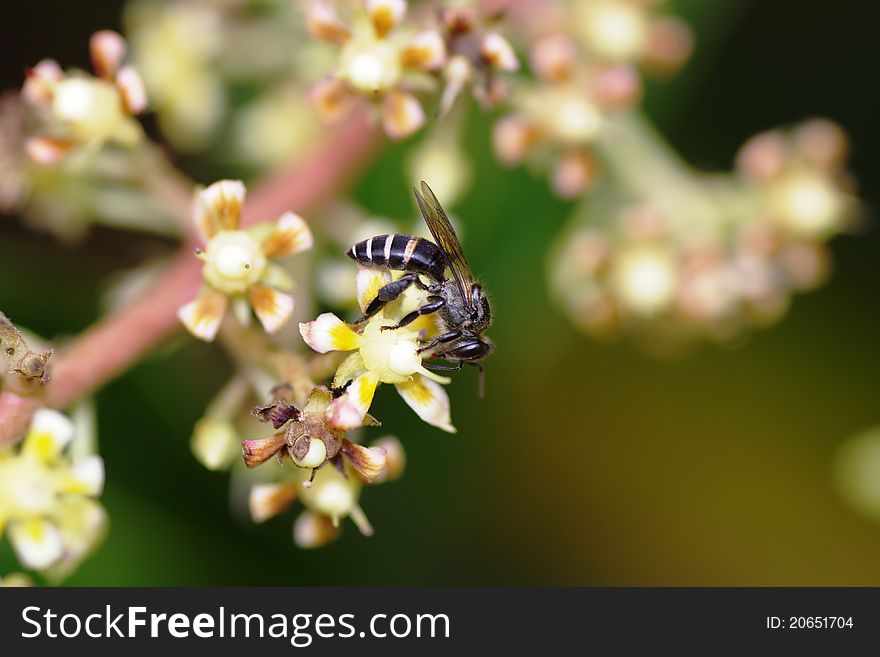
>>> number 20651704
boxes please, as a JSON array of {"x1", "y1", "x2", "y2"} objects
[{"x1": 766, "y1": 616, "x2": 854, "y2": 629}]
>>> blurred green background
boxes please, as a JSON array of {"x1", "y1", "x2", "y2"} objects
[{"x1": 2, "y1": 0, "x2": 880, "y2": 585}]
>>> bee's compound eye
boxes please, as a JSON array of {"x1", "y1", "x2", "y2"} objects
[{"x1": 451, "y1": 340, "x2": 490, "y2": 360}]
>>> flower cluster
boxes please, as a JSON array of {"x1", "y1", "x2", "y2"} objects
[
  {"x1": 0, "y1": 409, "x2": 106, "y2": 581},
  {"x1": 736, "y1": 118, "x2": 853, "y2": 240},
  {"x1": 565, "y1": 0, "x2": 693, "y2": 74},
  {"x1": 0, "y1": 31, "x2": 182, "y2": 241},
  {"x1": 300, "y1": 267, "x2": 456, "y2": 432},
  {"x1": 22, "y1": 31, "x2": 146, "y2": 165},
  {"x1": 549, "y1": 118, "x2": 856, "y2": 346},
  {"x1": 306, "y1": 0, "x2": 446, "y2": 138},
  {"x1": 178, "y1": 180, "x2": 314, "y2": 342},
  {"x1": 306, "y1": 0, "x2": 519, "y2": 139},
  {"x1": 125, "y1": 0, "x2": 319, "y2": 157},
  {"x1": 493, "y1": 34, "x2": 635, "y2": 198},
  {"x1": 124, "y1": 0, "x2": 225, "y2": 152},
  {"x1": 493, "y1": 0, "x2": 692, "y2": 198},
  {"x1": 434, "y1": 3, "x2": 519, "y2": 115},
  {"x1": 243, "y1": 386, "x2": 405, "y2": 547}
]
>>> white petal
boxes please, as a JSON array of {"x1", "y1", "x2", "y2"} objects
[
  {"x1": 395, "y1": 375, "x2": 456, "y2": 433},
  {"x1": 309, "y1": 78, "x2": 355, "y2": 124},
  {"x1": 299, "y1": 313, "x2": 360, "y2": 353},
  {"x1": 482, "y1": 32, "x2": 519, "y2": 72},
  {"x1": 305, "y1": 2, "x2": 351, "y2": 45},
  {"x1": 116, "y1": 66, "x2": 147, "y2": 114},
  {"x1": 194, "y1": 180, "x2": 246, "y2": 240},
  {"x1": 355, "y1": 266, "x2": 392, "y2": 314},
  {"x1": 23, "y1": 408, "x2": 75, "y2": 461},
  {"x1": 43, "y1": 499, "x2": 108, "y2": 582},
  {"x1": 178, "y1": 291, "x2": 228, "y2": 342},
  {"x1": 262, "y1": 212, "x2": 313, "y2": 258},
  {"x1": 367, "y1": 0, "x2": 407, "y2": 37},
  {"x1": 249, "y1": 286, "x2": 294, "y2": 334},
  {"x1": 9, "y1": 519, "x2": 64, "y2": 570},
  {"x1": 382, "y1": 91, "x2": 425, "y2": 140},
  {"x1": 401, "y1": 30, "x2": 446, "y2": 70},
  {"x1": 68, "y1": 456, "x2": 105, "y2": 496}
]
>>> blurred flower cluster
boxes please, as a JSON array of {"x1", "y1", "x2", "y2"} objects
[
  {"x1": 549, "y1": 117, "x2": 857, "y2": 347},
  {"x1": 493, "y1": 0, "x2": 691, "y2": 197},
  {"x1": 0, "y1": 0, "x2": 870, "y2": 580},
  {"x1": 125, "y1": 0, "x2": 326, "y2": 162},
  {"x1": 0, "y1": 409, "x2": 106, "y2": 583},
  {"x1": 305, "y1": 0, "x2": 519, "y2": 137},
  {"x1": 0, "y1": 31, "x2": 184, "y2": 240}
]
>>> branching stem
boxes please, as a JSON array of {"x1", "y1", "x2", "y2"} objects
[{"x1": 0, "y1": 109, "x2": 382, "y2": 445}]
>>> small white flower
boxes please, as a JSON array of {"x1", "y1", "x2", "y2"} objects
[
  {"x1": 300, "y1": 268, "x2": 455, "y2": 432},
  {"x1": 0, "y1": 409, "x2": 106, "y2": 578},
  {"x1": 178, "y1": 180, "x2": 313, "y2": 341}
]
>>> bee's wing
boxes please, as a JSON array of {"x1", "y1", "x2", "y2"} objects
[{"x1": 413, "y1": 181, "x2": 477, "y2": 311}]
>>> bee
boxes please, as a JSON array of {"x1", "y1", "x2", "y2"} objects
[{"x1": 347, "y1": 181, "x2": 493, "y2": 394}]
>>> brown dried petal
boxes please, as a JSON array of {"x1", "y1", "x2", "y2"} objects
[
  {"x1": 340, "y1": 439, "x2": 387, "y2": 483},
  {"x1": 241, "y1": 432, "x2": 287, "y2": 468},
  {"x1": 252, "y1": 399, "x2": 301, "y2": 429}
]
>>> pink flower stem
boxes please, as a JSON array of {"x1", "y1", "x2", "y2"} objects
[{"x1": 0, "y1": 109, "x2": 382, "y2": 444}]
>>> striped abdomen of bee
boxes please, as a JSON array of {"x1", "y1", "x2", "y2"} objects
[{"x1": 347, "y1": 234, "x2": 447, "y2": 283}]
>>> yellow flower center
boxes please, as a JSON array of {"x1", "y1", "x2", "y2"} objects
[
  {"x1": 358, "y1": 318, "x2": 424, "y2": 384},
  {"x1": 202, "y1": 230, "x2": 266, "y2": 294}
]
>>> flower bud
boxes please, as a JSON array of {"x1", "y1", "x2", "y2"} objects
[
  {"x1": 299, "y1": 464, "x2": 361, "y2": 527},
  {"x1": 293, "y1": 511, "x2": 340, "y2": 548},
  {"x1": 371, "y1": 436, "x2": 405, "y2": 482},
  {"x1": 249, "y1": 483, "x2": 298, "y2": 523},
  {"x1": 191, "y1": 417, "x2": 240, "y2": 471}
]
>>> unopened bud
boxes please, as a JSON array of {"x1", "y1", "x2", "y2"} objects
[
  {"x1": 293, "y1": 511, "x2": 340, "y2": 548},
  {"x1": 371, "y1": 436, "x2": 406, "y2": 482},
  {"x1": 192, "y1": 418, "x2": 240, "y2": 471}
]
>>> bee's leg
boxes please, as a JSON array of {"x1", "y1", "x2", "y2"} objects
[
  {"x1": 423, "y1": 361, "x2": 464, "y2": 371},
  {"x1": 380, "y1": 296, "x2": 445, "y2": 331},
  {"x1": 356, "y1": 274, "x2": 420, "y2": 323},
  {"x1": 416, "y1": 330, "x2": 462, "y2": 354}
]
